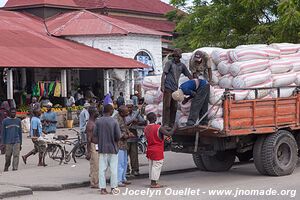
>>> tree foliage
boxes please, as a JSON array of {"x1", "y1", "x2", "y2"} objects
[{"x1": 169, "y1": 0, "x2": 300, "y2": 51}]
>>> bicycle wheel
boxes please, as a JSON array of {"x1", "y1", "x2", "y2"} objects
[
  {"x1": 73, "y1": 142, "x2": 87, "y2": 158},
  {"x1": 137, "y1": 142, "x2": 145, "y2": 154},
  {"x1": 43, "y1": 144, "x2": 64, "y2": 166}
]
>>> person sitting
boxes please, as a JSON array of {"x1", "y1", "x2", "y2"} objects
[{"x1": 172, "y1": 78, "x2": 210, "y2": 126}]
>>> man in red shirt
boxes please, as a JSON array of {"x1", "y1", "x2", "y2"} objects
[{"x1": 144, "y1": 112, "x2": 177, "y2": 188}]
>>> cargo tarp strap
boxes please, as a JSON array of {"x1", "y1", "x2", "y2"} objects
[{"x1": 195, "y1": 96, "x2": 223, "y2": 126}]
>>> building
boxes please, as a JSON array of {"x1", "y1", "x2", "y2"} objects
[{"x1": 1, "y1": 0, "x2": 178, "y2": 103}]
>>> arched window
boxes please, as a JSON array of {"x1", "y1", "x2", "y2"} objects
[{"x1": 134, "y1": 51, "x2": 154, "y2": 74}]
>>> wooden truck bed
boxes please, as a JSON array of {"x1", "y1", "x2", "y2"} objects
[{"x1": 175, "y1": 89, "x2": 300, "y2": 137}]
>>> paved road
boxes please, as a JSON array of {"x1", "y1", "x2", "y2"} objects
[{"x1": 7, "y1": 161, "x2": 300, "y2": 200}]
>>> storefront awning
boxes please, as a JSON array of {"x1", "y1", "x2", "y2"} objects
[{"x1": 0, "y1": 10, "x2": 147, "y2": 69}]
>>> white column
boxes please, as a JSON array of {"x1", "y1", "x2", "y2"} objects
[
  {"x1": 61, "y1": 69, "x2": 67, "y2": 97},
  {"x1": 125, "y1": 70, "x2": 131, "y2": 100},
  {"x1": 7, "y1": 68, "x2": 13, "y2": 99},
  {"x1": 104, "y1": 70, "x2": 110, "y2": 95},
  {"x1": 129, "y1": 69, "x2": 135, "y2": 95}
]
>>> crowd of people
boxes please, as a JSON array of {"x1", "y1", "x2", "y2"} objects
[{"x1": 0, "y1": 47, "x2": 211, "y2": 195}]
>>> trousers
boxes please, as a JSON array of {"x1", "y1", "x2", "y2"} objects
[
  {"x1": 5, "y1": 143, "x2": 21, "y2": 171},
  {"x1": 149, "y1": 159, "x2": 164, "y2": 181},
  {"x1": 163, "y1": 88, "x2": 177, "y2": 127}
]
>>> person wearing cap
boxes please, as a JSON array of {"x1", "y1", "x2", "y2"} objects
[
  {"x1": 189, "y1": 50, "x2": 212, "y2": 82},
  {"x1": 41, "y1": 102, "x2": 57, "y2": 134},
  {"x1": 172, "y1": 78, "x2": 210, "y2": 126},
  {"x1": 79, "y1": 103, "x2": 90, "y2": 142},
  {"x1": 125, "y1": 100, "x2": 146, "y2": 176},
  {"x1": 161, "y1": 48, "x2": 193, "y2": 127}
]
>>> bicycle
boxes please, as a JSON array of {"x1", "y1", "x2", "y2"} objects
[{"x1": 42, "y1": 129, "x2": 87, "y2": 165}]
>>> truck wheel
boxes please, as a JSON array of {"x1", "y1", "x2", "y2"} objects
[
  {"x1": 237, "y1": 150, "x2": 253, "y2": 162},
  {"x1": 262, "y1": 130, "x2": 298, "y2": 176},
  {"x1": 201, "y1": 151, "x2": 235, "y2": 172},
  {"x1": 192, "y1": 154, "x2": 207, "y2": 171},
  {"x1": 253, "y1": 135, "x2": 267, "y2": 175}
]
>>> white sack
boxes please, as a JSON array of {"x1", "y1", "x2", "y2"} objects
[
  {"x1": 209, "y1": 87, "x2": 225, "y2": 105},
  {"x1": 236, "y1": 44, "x2": 268, "y2": 49},
  {"x1": 218, "y1": 74, "x2": 234, "y2": 88},
  {"x1": 145, "y1": 104, "x2": 158, "y2": 115},
  {"x1": 181, "y1": 53, "x2": 193, "y2": 69},
  {"x1": 295, "y1": 72, "x2": 300, "y2": 85},
  {"x1": 291, "y1": 59, "x2": 300, "y2": 72},
  {"x1": 144, "y1": 90, "x2": 162, "y2": 104},
  {"x1": 193, "y1": 47, "x2": 223, "y2": 56},
  {"x1": 269, "y1": 59, "x2": 293, "y2": 74},
  {"x1": 246, "y1": 79, "x2": 273, "y2": 100},
  {"x1": 272, "y1": 72, "x2": 296, "y2": 87},
  {"x1": 180, "y1": 100, "x2": 191, "y2": 116},
  {"x1": 270, "y1": 43, "x2": 300, "y2": 55},
  {"x1": 208, "y1": 104, "x2": 223, "y2": 119},
  {"x1": 211, "y1": 49, "x2": 230, "y2": 65},
  {"x1": 212, "y1": 70, "x2": 221, "y2": 85},
  {"x1": 142, "y1": 76, "x2": 161, "y2": 91},
  {"x1": 157, "y1": 102, "x2": 163, "y2": 116},
  {"x1": 228, "y1": 49, "x2": 269, "y2": 62},
  {"x1": 271, "y1": 86, "x2": 296, "y2": 98},
  {"x1": 230, "y1": 59, "x2": 269, "y2": 76},
  {"x1": 178, "y1": 115, "x2": 188, "y2": 128},
  {"x1": 210, "y1": 118, "x2": 224, "y2": 131},
  {"x1": 232, "y1": 69, "x2": 271, "y2": 88},
  {"x1": 217, "y1": 61, "x2": 231, "y2": 75},
  {"x1": 280, "y1": 52, "x2": 300, "y2": 59},
  {"x1": 231, "y1": 90, "x2": 250, "y2": 101}
]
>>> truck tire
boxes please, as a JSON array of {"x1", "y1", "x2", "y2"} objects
[
  {"x1": 237, "y1": 150, "x2": 253, "y2": 162},
  {"x1": 192, "y1": 154, "x2": 207, "y2": 171},
  {"x1": 201, "y1": 151, "x2": 235, "y2": 172},
  {"x1": 261, "y1": 130, "x2": 298, "y2": 176},
  {"x1": 253, "y1": 135, "x2": 267, "y2": 175}
]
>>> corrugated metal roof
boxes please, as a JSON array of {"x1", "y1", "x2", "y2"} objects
[
  {"x1": 109, "y1": 15, "x2": 176, "y2": 33},
  {"x1": 46, "y1": 10, "x2": 171, "y2": 37},
  {"x1": 3, "y1": 0, "x2": 175, "y2": 15},
  {"x1": 0, "y1": 10, "x2": 147, "y2": 69}
]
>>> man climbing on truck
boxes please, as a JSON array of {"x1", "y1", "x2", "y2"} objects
[
  {"x1": 172, "y1": 78, "x2": 210, "y2": 126},
  {"x1": 161, "y1": 48, "x2": 193, "y2": 128}
]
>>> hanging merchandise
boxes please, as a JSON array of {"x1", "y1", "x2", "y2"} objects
[
  {"x1": 39, "y1": 82, "x2": 44, "y2": 97},
  {"x1": 44, "y1": 82, "x2": 49, "y2": 97},
  {"x1": 54, "y1": 81, "x2": 61, "y2": 97},
  {"x1": 32, "y1": 84, "x2": 40, "y2": 97},
  {"x1": 48, "y1": 81, "x2": 55, "y2": 96}
]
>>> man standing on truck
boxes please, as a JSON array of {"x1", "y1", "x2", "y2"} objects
[
  {"x1": 172, "y1": 78, "x2": 210, "y2": 126},
  {"x1": 161, "y1": 48, "x2": 193, "y2": 127},
  {"x1": 189, "y1": 50, "x2": 212, "y2": 82}
]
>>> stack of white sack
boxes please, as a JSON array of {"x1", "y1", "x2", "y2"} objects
[
  {"x1": 142, "y1": 76, "x2": 163, "y2": 123},
  {"x1": 206, "y1": 43, "x2": 300, "y2": 131}
]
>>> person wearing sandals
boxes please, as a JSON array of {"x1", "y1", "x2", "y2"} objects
[
  {"x1": 144, "y1": 112, "x2": 177, "y2": 188},
  {"x1": 94, "y1": 104, "x2": 120, "y2": 195}
]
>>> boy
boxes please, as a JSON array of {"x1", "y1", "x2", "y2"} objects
[{"x1": 144, "y1": 112, "x2": 176, "y2": 188}]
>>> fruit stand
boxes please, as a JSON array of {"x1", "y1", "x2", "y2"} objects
[{"x1": 17, "y1": 105, "x2": 83, "y2": 128}]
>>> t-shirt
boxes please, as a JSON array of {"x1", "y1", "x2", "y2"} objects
[
  {"x1": 2, "y1": 117, "x2": 22, "y2": 145},
  {"x1": 180, "y1": 79, "x2": 207, "y2": 96},
  {"x1": 93, "y1": 116, "x2": 121, "y2": 154},
  {"x1": 41, "y1": 111, "x2": 57, "y2": 133},
  {"x1": 30, "y1": 117, "x2": 42, "y2": 137},
  {"x1": 163, "y1": 59, "x2": 191, "y2": 92},
  {"x1": 79, "y1": 109, "x2": 89, "y2": 133}
]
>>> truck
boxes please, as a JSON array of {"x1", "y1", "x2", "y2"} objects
[{"x1": 171, "y1": 87, "x2": 300, "y2": 176}]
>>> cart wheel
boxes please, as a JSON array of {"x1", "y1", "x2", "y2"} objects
[
  {"x1": 253, "y1": 135, "x2": 267, "y2": 175},
  {"x1": 192, "y1": 154, "x2": 207, "y2": 171},
  {"x1": 237, "y1": 150, "x2": 253, "y2": 162},
  {"x1": 261, "y1": 130, "x2": 298, "y2": 176},
  {"x1": 43, "y1": 144, "x2": 64, "y2": 166},
  {"x1": 201, "y1": 151, "x2": 235, "y2": 172}
]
